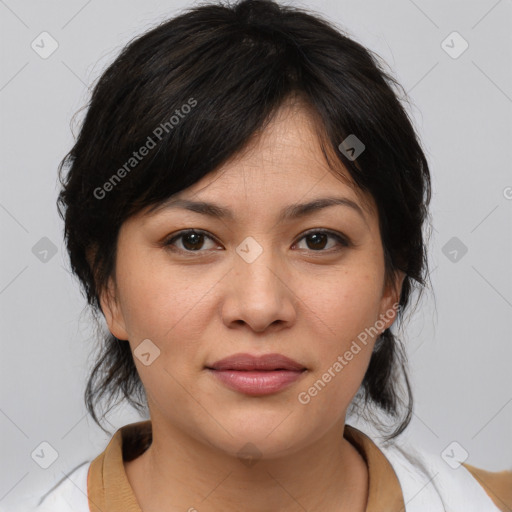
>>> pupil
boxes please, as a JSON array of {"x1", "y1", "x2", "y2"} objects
[
  {"x1": 181, "y1": 232, "x2": 328, "y2": 251},
  {"x1": 184, "y1": 232, "x2": 203, "y2": 250},
  {"x1": 308, "y1": 233, "x2": 327, "y2": 250}
]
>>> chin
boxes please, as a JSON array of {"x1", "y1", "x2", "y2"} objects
[{"x1": 199, "y1": 416, "x2": 315, "y2": 461}]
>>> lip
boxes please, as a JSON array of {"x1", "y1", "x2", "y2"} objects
[
  {"x1": 205, "y1": 353, "x2": 307, "y2": 396},
  {"x1": 207, "y1": 353, "x2": 306, "y2": 371}
]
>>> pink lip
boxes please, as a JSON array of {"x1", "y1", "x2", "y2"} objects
[
  {"x1": 205, "y1": 353, "x2": 307, "y2": 396},
  {"x1": 207, "y1": 352, "x2": 306, "y2": 371}
]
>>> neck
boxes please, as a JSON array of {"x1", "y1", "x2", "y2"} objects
[{"x1": 124, "y1": 415, "x2": 369, "y2": 512}]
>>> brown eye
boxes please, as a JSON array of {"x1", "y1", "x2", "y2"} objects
[
  {"x1": 164, "y1": 230, "x2": 218, "y2": 252},
  {"x1": 295, "y1": 230, "x2": 349, "y2": 252},
  {"x1": 180, "y1": 232, "x2": 206, "y2": 251},
  {"x1": 164, "y1": 228, "x2": 350, "y2": 255}
]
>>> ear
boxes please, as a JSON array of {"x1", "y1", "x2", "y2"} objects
[
  {"x1": 99, "y1": 277, "x2": 129, "y2": 340},
  {"x1": 378, "y1": 270, "x2": 405, "y2": 332}
]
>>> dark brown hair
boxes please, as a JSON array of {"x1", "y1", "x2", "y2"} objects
[{"x1": 57, "y1": 0, "x2": 432, "y2": 439}]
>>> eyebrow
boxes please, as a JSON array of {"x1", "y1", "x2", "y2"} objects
[{"x1": 150, "y1": 196, "x2": 366, "y2": 222}]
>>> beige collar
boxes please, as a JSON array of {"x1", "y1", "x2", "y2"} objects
[{"x1": 87, "y1": 420, "x2": 405, "y2": 512}]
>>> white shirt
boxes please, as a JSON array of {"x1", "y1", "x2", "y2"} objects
[{"x1": 19, "y1": 426, "x2": 506, "y2": 512}]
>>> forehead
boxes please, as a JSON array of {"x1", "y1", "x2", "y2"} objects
[{"x1": 151, "y1": 100, "x2": 375, "y2": 218}]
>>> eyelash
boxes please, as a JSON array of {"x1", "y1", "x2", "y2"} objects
[{"x1": 163, "y1": 228, "x2": 351, "y2": 255}]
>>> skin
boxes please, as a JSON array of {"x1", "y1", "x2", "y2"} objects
[{"x1": 100, "y1": 97, "x2": 404, "y2": 512}]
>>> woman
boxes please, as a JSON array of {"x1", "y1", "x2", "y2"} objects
[{"x1": 29, "y1": 0, "x2": 511, "y2": 510}]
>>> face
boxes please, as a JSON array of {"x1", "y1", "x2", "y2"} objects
[{"x1": 100, "y1": 100, "x2": 404, "y2": 460}]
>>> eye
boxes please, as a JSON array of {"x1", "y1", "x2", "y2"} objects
[
  {"x1": 164, "y1": 229, "x2": 219, "y2": 253},
  {"x1": 163, "y1": 228, "x2": 350, "y2": 255},
  {"x1": 293, "y1": 229, "x2": 350, "y2": 252}
]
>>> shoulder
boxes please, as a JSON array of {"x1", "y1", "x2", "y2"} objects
[
  {"x1": 25, "y1": 461, "x2": 91, "y2": 512},
  {"x1": 463, "y1": 463, "x2": 512, "y2": 512},
  {"x1": 373, "y1": 434, "x2": 511, "y2": 512}
]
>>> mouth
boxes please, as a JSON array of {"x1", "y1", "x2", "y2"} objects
[
  {"x1": 205, "y1": 353, "x2": 307, "y2": 396},
  {"x1": 206, "y1": 352, "x2": 306, "y2": 372}
]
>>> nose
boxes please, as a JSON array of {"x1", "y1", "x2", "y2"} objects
[{"x1": 221, "y1": 245, "x2": 297, "y2": 333}]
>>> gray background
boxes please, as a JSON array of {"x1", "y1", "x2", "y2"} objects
[{"x1": 1, "y1": 0, "x2": 511, "y2": 508}]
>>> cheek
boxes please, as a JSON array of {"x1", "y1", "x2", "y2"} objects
[
  {"x1": 298, "y1": 320, "x2": 375, "y2": 416},
  {"x1": 298, "y1": 270, "x2": 383, "y2": 403},
  {"x1": 115, "y1": 253, "x2": 221, "y2": 370},
  {"x1": 308, "y1": 267, "x2": 384, "y2": 344},
  {"x1": 117, "y1": 268, "x2": 212, "y2": 406}
]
